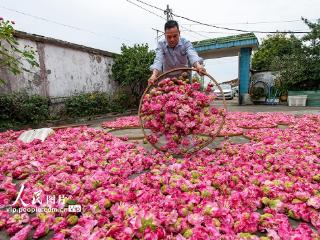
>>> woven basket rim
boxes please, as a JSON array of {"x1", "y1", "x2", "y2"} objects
[{"x1": 138, "y1": 67, "x2": 227, "y2": 155}]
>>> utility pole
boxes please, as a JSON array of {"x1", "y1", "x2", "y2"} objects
[
  {"x1": 151, "y1": 5, "x2": 172, "y2": 44},
  {"x1": 151, "y1": 28, "x2": 163, "y2": 43},
  {"x1": 164, "y1": 4, "x2": 173, "y2": 21}
]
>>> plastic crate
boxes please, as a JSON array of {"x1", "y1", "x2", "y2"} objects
[
  {"x1": 288, "y1": 95, "x2": 307, "y2": 106},
  {"x1": 288, "y1": 90, "x2": 320, "y2": 107}
]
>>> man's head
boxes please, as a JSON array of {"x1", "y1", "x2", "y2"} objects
[{"x1": 164, "y1": 20, "x2": 180, "y2": 48}]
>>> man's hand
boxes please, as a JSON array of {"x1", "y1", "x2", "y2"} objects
[
  {"x1": 148, "y1": 75, "x2": 156, "y2": 85},
  {"x1": 194, "y1": 62, "x2": 206, "y2": 76},
  {"x1": 148, "y1": 69, "x2": 159, "y2": 85}
]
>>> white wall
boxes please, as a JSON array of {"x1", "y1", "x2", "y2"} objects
[
  {"x1": 0, "y1": 38, "x2": 43, "y2": 95},
  {"x1": 0, "y1": 33, "x2": 118, "y2": 99},
  {"x1": 44, "y1": 44, "x2": 116, "y2": 98}
]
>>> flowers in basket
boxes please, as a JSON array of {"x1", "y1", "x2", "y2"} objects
[{"x1": 140, "y1": 74, "x2": 225, "y2": 154}]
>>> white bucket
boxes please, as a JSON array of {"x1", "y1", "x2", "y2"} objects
[{"x1": 288, "y1": 95, "x2": 307, "y2": 106}]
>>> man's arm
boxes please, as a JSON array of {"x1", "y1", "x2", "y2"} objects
[
  {"x1": 149, "y1": 42, "x2": 164, "y2": 85},
  {"x1": 185, "y1": 40, "x2": 206, "y2": 75}
]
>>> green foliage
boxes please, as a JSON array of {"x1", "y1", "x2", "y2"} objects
[
  {"x1": 65, "y1": 92, "x2": 110, "y2": 117},
  {"x1": 252, "y1": 33, "x2": 302, "y2": 71},
  {"x1": 302, "y1": 18, "x2": 320, "y2": 56},
  {"x1": 0, "y1": 92, "x2": 49, "y2": 130},
  {"x1": 112, "y1": 44, "x2": 155, "y2": 104},
  {"x1": 301, "y1": 18, "x2": 320, "y2": 86},
  {"x1": 65, "y1": 91, "x2": 132, "y2": 117},
  {"x1": 0, "y1": 90, "x2": 132, "y2": 131},
  {"x1": 271, "y1": 53, "x2": 307, "y2": 95},
  {"x1": 273, "y1": 19, "x2": 320, "y2": 95},
  {"x1": 252, "y1": 18, "x2": 320, "y2": 95},
  {"x1": 0, "y1": 18, "x2": 39, "y2": 84},
  {"x1": 109, "y1": 91, "x2": 131, "y2": 113}
]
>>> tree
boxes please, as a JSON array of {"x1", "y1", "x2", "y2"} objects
[
  {"x1": 271, "y1": 52, "x2": 306, "y2": 95},
  {"x1": 0, "y1": 17, "x2": 39, "y2": 85},
  {"x1": 111, "y1": 44, "x2": 155, "y2": 104},
  {"x1": 300, "y1": 18, "x2": 320, "y2": 87},
  {"x1": 273, "y1": 18, "x2": 320, "y2": 94},
  {"x1": 252, "y1": 33, "x2": 302, "y2": 71},
  {"x1": 252, "y1": 19, "x2": 320, "y2": 96}
]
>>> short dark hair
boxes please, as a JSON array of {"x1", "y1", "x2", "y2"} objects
[{"x1": 164, "y1": 20, "x2": 179, "y2": 31}]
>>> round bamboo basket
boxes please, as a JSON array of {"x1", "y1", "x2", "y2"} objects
[{"x1": 138, "y1": 67, "x2": 227, "y2": 155}]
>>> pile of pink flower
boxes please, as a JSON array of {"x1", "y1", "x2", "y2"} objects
[
  {"x1": 140, "y1": 77, "x2": 223, "y2": 154},
  {"x1": 230, "y1": 112, "x2": 293, "y2": 129},
  {"x1": 0, "y1": 130, "x2": 23, "y2": 144},
  {"x1": 0, "y1": 113, "x2": 319, "y2": 239},
  {"x1": 101, "y1": 112, "x2": 297, "y2": 139},
  {"x1": 0, "y1": 127, "x2": 174, "y2": 239},
  {"x1": 101, "y1": 116, "x2": 140, "y2": 129}
]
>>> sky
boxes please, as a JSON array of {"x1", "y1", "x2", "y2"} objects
[{"x1": 0, "y1": 0, "x2": 319, "y2": 82}]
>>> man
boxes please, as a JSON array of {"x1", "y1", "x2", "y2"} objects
[{"x1": 148, "y1": 20, "x2": 206, "y2": 84}]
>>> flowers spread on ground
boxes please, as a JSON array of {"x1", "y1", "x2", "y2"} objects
[
  {"x1": 102, "y1": 116, "x2": 140, "y2": 129},
  {"x1": 0, "y1": 112, "x2": 319, "y2": 239}
]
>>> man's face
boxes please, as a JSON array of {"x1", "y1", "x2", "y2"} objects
[{"x1": 165, "y1": 26, "x2": 180, "y2": 48}]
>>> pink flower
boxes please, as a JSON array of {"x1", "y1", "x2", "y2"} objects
[
  {"x1": 51, "y1": 217, "x2": 67, "y2": 232},
  {"x1": 10, "y1": 225, "x2": 33, "y2": 240},
  {"x1": 7, "y1": 214, "x2": 30, "y2": 225},
  {"x1": 262, "y1": 137, "x2": 275, "y2": 145},
  {"x1": 293, "y1": 223, "x2": 313, "y2": 238},
  {"x1": 33, "y1": 222, "x2": 49, "y2": 239},
  {"x1": 210, "y1": 107, "x2": 218, "y2": 114},
  {"x1": 51, "y1": 233, "x2": 66, "y2": 240},
  {"x1": 165, "y1": 113, "x2": 178, "y2": 124},
  {"x1": 266, "y1": 229, "x2": 281, "y2": 240},
  {"x1": 192, "y1": 82, "x2": 201, "y2": 90},
  {"x1": 307, "y1": 196, "x2": 320, "y2": 209},
  {"x1": 181, "y1": 138, "x2": 190, "y2": 147},
  {"x1": 206, "y1": 84, "x2": 213, "y2": 92},
  {"x1": 187, "y1": 213, "x2": 204, "y2": 226},
  {"x1": 68, "y1": 217, "x2": 98, "y2": 238},
  {"x1": 6, "y1": 223, "x2": 24, "y2": 236},
  {"x1": 102, "y1": 116, "x2": 140, "y2": 129}
]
